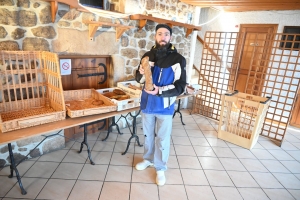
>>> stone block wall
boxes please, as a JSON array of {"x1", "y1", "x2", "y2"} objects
[{"x1": 0, "y1": 0, "x2": 196, "y2": 167}]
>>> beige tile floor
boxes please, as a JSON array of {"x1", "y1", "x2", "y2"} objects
[{"x1": 1, "y1": 109, "x2": 300, "y2": 200}]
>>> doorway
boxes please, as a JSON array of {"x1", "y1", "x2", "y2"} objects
[{"x1": 236, "y1": 24, "x2": 278, "y2": 95}]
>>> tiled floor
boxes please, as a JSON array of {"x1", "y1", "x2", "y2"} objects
[{"x1": 1, "y1": 109, "x2": 300, "y2": 200}]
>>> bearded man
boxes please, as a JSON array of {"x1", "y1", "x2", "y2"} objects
[{"x1": 135, "y1": 24, "x2": 187, "y2": 186}]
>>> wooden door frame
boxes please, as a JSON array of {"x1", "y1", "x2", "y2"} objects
[{"x1": 235, "y1": 24, "x2": 278, "y2": 94}]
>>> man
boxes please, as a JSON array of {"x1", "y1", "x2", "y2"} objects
[{"x1": 135, "y1": 24, "x2": 187, "y2": 186}]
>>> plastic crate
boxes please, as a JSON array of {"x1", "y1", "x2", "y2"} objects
[
  {"x1": 63, "y1": 89, "x2": 117, "y2": 118},
  {"x1": 218, "y1": 91, "x2": 271, "y2": 149},
  {"x1": 117, "y1": 81, "x2": 142, "y2": 98},
  {"x1": 96, "y1": 87, "x2": 140, "y2": 111},
  {"x1": 0, "y1": 51, "x2": 66, "y2": 132}
]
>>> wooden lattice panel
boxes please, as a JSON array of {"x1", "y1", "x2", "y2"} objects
[{"x1": 195, "y1": 31, "x2": 300, "y2": 144}]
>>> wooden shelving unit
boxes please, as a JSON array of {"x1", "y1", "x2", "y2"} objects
[
  {"x1": 129, "y1": 14, "x2": 201, "y2": 37},
  {"x1": 42, "y1": 0, "x2": 201, "y2": 39}
]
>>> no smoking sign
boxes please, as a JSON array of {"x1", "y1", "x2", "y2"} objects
[{"x1": 59, "y1": 59, "x2": 72, "y2": 75}]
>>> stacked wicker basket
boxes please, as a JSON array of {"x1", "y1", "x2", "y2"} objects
[{"x1": 0, "y1": 51, "x2": 66, "y2": 132}]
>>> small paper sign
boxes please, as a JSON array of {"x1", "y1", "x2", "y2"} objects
[{"x1": 59, "y1": 59, "x2": 71, "y2": 75}]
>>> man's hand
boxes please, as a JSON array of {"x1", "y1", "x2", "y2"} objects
[
  {"x1": 145, "y1": 84, "x2": 158, "y2": 95},
  {"x1": 139, "y1": 65, "x2": 145, "y2": 75}
]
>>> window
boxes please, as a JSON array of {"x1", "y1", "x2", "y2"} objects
[{"x1": 280, "y1": 26, "x2": 300, "y2": 50}]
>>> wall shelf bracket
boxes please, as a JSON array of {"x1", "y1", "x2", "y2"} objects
[{"x1": 84, "y1": 20, "x2": 134, "y2": 41}]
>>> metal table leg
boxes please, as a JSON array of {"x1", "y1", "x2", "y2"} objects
[
  {"x1": 7, "y1": 143, "x2": 27, "y2": 195},
  {"x1": 122, "y1": 110, "x2": 143, "y2": 155},
  {"x1": 102, "y1": 116, "x2": 123, "y2": 141},
  {"x1": 78, "y1": 124, "x2": 95, "y2": 165},
  {"x1": 173, "y1": 99, "x2": 185, "y2": 125}
]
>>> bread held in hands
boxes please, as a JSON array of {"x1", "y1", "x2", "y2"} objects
[{"x1": 141, "y1": 56, "x2": 154, "y2": 91}]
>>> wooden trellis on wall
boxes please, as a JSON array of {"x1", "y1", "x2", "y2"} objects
[{"x1": 193, "y1": 31, "x2": 300, "y2": 145}]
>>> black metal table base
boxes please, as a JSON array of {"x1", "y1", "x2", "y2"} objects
[
  {"x1": 78, "y1": 124, "x2": 95, "y2": 165},
  {"x1": 122, "y1": 110, "x2": 143, "y2": 155},
  {"x1": 8, "y1": 143, "x2": 27, "y2": 195},
  {"x1": 101, "y1": 110, "x2": 143, "y2": 155},
  {"x1": 7, "y1": 123, "x2": 95, "y2": 195},
  {"x1": 102, "y1": 116, "x2": 123, "y2": 141},
  {"x1": 173, "y1": 99, "x2": 185, "y2": 125}
]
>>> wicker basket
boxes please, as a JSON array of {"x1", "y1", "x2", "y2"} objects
[
  {"x1": 218, "y1": 91, "x2": 271, "y2": 149},
  {"x1": 0, "y1": 51, "x2": 66, "y2": 132},
  {"x1": 63, "y1": 89, "x2": 117, "y2": 118}
]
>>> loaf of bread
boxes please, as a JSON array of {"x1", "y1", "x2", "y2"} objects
[
  {"x1": 102, "y1": 92, "x2": 116, "y2": 98},
  {"x1": 128, "y1": 83, "x2": 142, "y2": 90},
  {"x1": 92, "y1": 99, "x2": 104, "y2": 106},
  {"x1": 113, "y1": 88, "x2": 126, "y2": 95},
  {"x1": 110, "y1": 94, "x2": 130, "y2": 100},
  {"x1": 141, "y1": 56, "x2": 154, "y2": 91}
]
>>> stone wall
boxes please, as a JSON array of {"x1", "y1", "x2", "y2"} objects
[
  {"x1": 0, "y1": 0, "x2": 195, "y2": 167},
  {"x1": 0, "y1": 133, "x2": 65, "y2": 167}
]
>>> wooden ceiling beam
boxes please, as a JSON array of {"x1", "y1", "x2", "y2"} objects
[
  {"x1": 180, "y1": 0, "x2": 300, "y2": 11},
  {"x1": 222, "y1": 5, "x2": 300, "y2": 11},
  {"x1": 180, "y1": 1, "x2": 300, "y2": 6},
  {"x1": 180, "y1": 0, "x2": 300, "y2": 3}
]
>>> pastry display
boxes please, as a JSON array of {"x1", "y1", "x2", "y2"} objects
[
  {"x1": 1, "y1": 107, "x2": 55, "y2": 122},
  {"x1": 65, "y1": 98, "x2": 105, "y2": 110},
  {"x1": 102, "y1": 89, "x2": 130, "y2": 100}
]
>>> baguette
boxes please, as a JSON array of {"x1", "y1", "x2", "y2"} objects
[{"x1": 141, "y1": 56, "x2": 154, "y2": 91}]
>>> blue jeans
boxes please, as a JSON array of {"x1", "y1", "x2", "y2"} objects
[{"x1": 141, "y1": 112, "x2": 173, "y2": 171}]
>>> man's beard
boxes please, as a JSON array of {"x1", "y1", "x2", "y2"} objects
[{"x1": 155, "y1": 40, "x2": 170, "y2": 50}]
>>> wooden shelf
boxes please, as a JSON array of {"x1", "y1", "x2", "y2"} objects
[
  {"x1": 83, "y1": 20, "x2": 134, "y2": 41},
  {"x1": 129, "y1": 14, "x2": 201, "y2": 37},
  {"x1": 42, "y1": 0, "x2": 129, "y2": 23}
]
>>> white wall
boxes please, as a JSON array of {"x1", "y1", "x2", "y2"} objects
[{"x1": 194, "y1": 9, "x2": 300, "y2": 69}]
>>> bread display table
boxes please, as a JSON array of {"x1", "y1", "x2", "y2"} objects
[
  {"x1": 0, "y1": 107, "x2": 139, "y2": 195},
  {"x1": 0, "y1": 93, "x2": 195, "y2": 195}
]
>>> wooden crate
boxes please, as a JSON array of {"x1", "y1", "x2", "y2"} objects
[
  {"x1": 96, "y1": 87, "x2": 140, "y2": 111},
  {"x1": 0, "y1": 51, "x2": 66, "y2": 132},
  {"x1": 218, "y1": 91, "x2": 271, "y2": 149},
  {"x1": 63, "y1": 89, "x2": 117, "y2": 118},
  {"x1": 117, "y1": 81, "x2": 142, "y2": 98}
]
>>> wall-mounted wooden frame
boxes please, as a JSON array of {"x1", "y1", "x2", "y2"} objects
[{"x1": 279, "y1": 26, "x2": 300, "y2": 51}]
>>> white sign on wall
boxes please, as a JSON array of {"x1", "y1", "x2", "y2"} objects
[{"x1": 59, "y1": 59, "x2": 71, "y2": 75}]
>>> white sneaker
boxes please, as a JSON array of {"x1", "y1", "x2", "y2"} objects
[
  {"x1": 156, "y1": 171, "x2": 166, "y2": 186},
  {"x1": 135, "y1": 160, "x2": 153, "y2": 170}
]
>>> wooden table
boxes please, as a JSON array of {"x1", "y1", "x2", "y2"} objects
[
  {"x1": 0, "y1": 107, "x2": 140, "y2": 195},
  {"x1": 0, "y1": 93, "x2": 196, "y2": 195}
]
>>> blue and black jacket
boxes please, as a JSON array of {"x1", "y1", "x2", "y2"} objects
[{"x1": 135, "y1": 43, "x2": 187, "y2": 115}]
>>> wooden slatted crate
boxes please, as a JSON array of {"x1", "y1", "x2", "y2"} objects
[
  {"x1": 117, "y1": 81, "x2": 142, "y2": 98},
  {"x1": 96, "y1": 87, "x2": 140, "y2": 111},
  {"x1": 218, "y1": 91, "x2": 271, "y2": 149},
  {"x1": 0, "y1": 51, "x2": 66, "y2": 132}
]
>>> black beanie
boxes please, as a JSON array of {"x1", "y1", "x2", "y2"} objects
[{"x1": 156, "y1": 24, "x2": 172, "y2": 35}]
